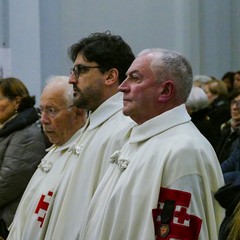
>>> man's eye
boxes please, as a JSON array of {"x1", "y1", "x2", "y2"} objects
[
  {"x1": 47, "y1": 108, "x2": 56, "y2": 114},
  {"x1": 78, "y1": 67, "x2": 88, "y2": 74},
  {"x1": 130, "y1": 74, "x2": 140, "y2": 81}
]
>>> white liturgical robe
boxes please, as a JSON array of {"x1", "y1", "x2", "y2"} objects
[
  {"x1": 79, "y1": 104, "x2": 225, "y2": 240},
  {"x1": 7, "y1": 128, "x2": 84, "y2": 240}
]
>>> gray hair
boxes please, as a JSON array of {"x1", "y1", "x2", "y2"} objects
[
  {"x1": 138, "y1": 48, "x2": 193, "y2": 102},
  {"x1": 193, "y1": 75, "x2": 211, "y2": 83},
  {"x1": 45, "y1": 75, "x2": 74, "y2": 106},
  {"x1": 186, "y1": 86, "x2": 209, "y2": 112}
]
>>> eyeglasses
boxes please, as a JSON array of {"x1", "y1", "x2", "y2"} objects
[
  {"x1": 70, "y1": 64, "x2": 100, "y2": 78},
  {"x1": 37, "y1": 105, "x2": 74, "y2": 118},
  {"x1": 231, "y1": 100, "x2": 240, "y2": 109}
]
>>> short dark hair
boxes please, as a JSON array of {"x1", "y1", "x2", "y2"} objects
[
  {"x1": 228, "y1": 88, "x2": 240, "y2": 101},
  {"x1": 68, "y1": 31, "x2": 135, "y2": 83},
  {"x1": 221, "y1": 71, "x2": 235, "y2": 84}
]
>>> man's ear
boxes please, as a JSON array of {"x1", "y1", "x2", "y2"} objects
[
  {"x1": 158, "y1": 80, "x2": 175, "y2": 101},
  {"x1": 104, "y1": 68, "x2": 119, "y2": 86}
]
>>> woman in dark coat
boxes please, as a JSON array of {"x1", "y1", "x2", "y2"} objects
[
  {"x1": 203, "y1": 79, "x2": 231, "y2": 138},
  {"x1": 186, "y1": 86, "x2": 219, "y2": 150},
  {"x1": 0, "y1": 78, "x2": 46, "y2": 234}
]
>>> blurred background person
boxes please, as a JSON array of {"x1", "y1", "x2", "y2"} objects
[
  {"x1": 233, "y1": 71, "x2": 240, "y2": 90},
  {"x1": 203, "y1": 79, "x2": 230, "y2": 138},
  {"x1": 186, "y1": 86, "x2": 219, "y2": 150},
  {"x1": 227, "y1": 201, "x2": 240, "y2": 240},
  {"x1": 215, "y1": 166, "x2": 240, "y2": 240},
  {"x1": 0, "y1": 77, "x2": 47, "y2": 238},
  {"x1": 220, "y1": 136, "x2": 240, "y2": 185},
  {"x1": 193, "y1": 74, "x2": 211, "y2": 88},
  {"x1": 221, "y1": 71, "x2": 235, "y2": 94},
  {"x1": 215, "y1": 90, "x2": 240, "y2": 237},
  {"x1": 216, "y1": 89, "x2": 240, "y2": 163}
]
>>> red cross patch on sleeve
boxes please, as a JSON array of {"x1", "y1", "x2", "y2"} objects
[{"x1": 152, "y1": 187, "x2": 202, "y2": 240}]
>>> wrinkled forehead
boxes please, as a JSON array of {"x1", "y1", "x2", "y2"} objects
[{"x1": 41, "y1": 85, "x2": 67, "y2": 106}]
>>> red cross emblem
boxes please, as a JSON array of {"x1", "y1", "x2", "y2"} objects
[
  {"x1": 152, "y1": 187, "x2": 202, "y2": 240},
  {"x1": 35, "y1": 191, "x2": 53, "y2": 227}
]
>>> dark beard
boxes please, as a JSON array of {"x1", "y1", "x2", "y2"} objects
[
  {"x1": 74, "y1": 95, "x2": 89, "y2": 108},
  {"x1": 73, "y1": 86, "x2": 103, "y2": 111}
]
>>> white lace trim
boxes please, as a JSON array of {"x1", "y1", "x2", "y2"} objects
[
  {"x1": 110, "y1": 150, "x2": 129, "y2": 172},
  {"x1": 38, "y1": 159, "x2": 52, "y2": 173},
  {"x1": 68, "y1": 144, "x2": 83, "y2": 155},
  {"x1": 38, "y1": 144, "x2": 83, "y2": 173}
]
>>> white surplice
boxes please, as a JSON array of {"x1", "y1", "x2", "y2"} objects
[
  {"x1": 79, "y1": 104, "x2": 225, "y2": 240},
  {"x1": 7, "y1": 128, "x2": 84, "y2": 240}
]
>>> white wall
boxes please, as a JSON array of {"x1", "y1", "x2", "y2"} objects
[
  {"x1": 1, "y1": 0, "x2": 42, "y2": 104},
  {"x1": 232, "y1": 0, "x2": 240, "y2": 69},
  {"x1": 200, "y1": 0, "x2": 233, "y2": 77},
  {"x1": 39, "y1": 0, "x2": 240, "y2": 83},
  {"x1": 0, "y1": 0, "x2": 4, "y2": 47},
  {"x1": 40, "y1": 0, "x2": 203, "y2": 80}
]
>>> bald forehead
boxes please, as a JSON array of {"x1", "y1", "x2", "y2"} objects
[
  {"x1": 41, "y1": 83, "x2": 67, "y2": 104},
  {"x1": 126, "y1": 54, "x2": 155, "y2": 80}
]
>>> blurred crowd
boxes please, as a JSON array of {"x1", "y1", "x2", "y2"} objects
[
  {"x1": 187, "y1": 71, "x2": 240, "y2": 162},
  {"x1": 186, "y1": 70, "x2": 240, "y2": 239}
]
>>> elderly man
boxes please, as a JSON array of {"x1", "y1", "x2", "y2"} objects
[
  {"x1": 79, "y1": 49, "x2": 225, "y2": 240},
  {"x1": 7, "y1": 76, "x2": 87, "y2": 240}
]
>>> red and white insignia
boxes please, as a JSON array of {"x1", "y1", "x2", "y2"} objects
[
  {"x1": 152, "y1": 187, "x2": 202, "y2": 240},
  {"x1": 35, "y1": 191, "x2": 54, "y2": 228}
]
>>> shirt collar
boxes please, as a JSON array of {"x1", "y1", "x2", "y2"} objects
[
  {"x1": 87, "y1": 92, "x2": 123, "y2": 130},
  {"x1": 129, "y1": 104, "x2": 191, "y2": 143}
]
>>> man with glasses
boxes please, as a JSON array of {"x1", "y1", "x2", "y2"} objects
[
  {"x1": 63, "y1": 31, "x2": 135, "y2": 238},
  {"x1": 46, "y1": 31, "x2": 135, "y2": 240},
  {"x1": 7, "y1": 76, "x2": 87, "y2": 240},
  {"x1": 216, "y1": 89, "x2": 240, "y2": 163}
]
